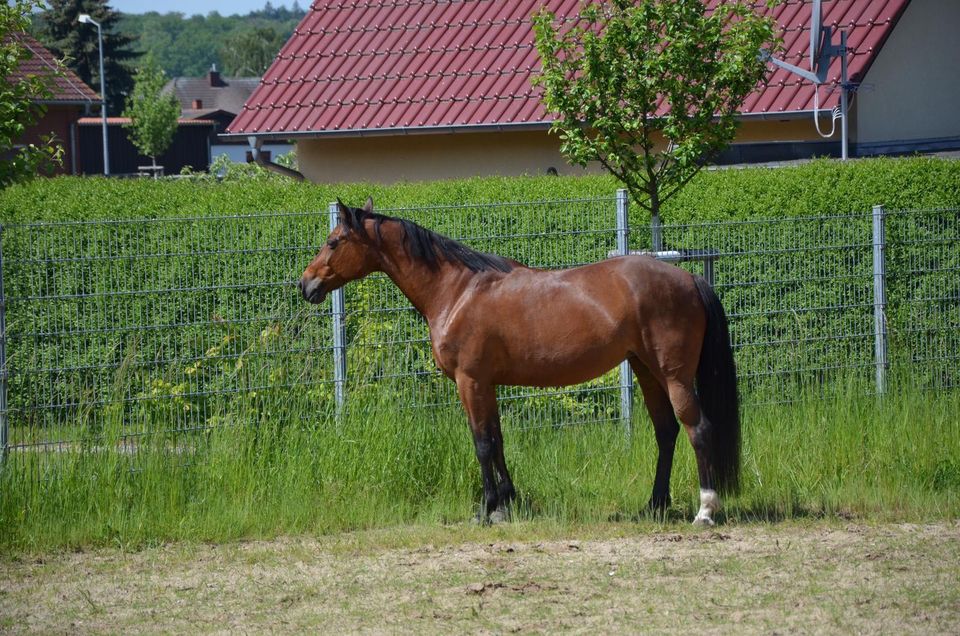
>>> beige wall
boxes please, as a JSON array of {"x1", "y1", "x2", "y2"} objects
[
  {"x1": 856, "y1": 0, "x2": 960, "y2": 144},
  {"x1": 297, "y1": 130, "x2": 594, "y2": 183},
  {"x1": 298, "y1": 117, "x2": 836, "y2": 184}
]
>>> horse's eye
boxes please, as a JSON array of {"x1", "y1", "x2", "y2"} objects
[{"x1": 327, "y1": 238, "x2": 339, "y2": 250}]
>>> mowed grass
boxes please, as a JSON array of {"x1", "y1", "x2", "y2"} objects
[{"x1": 1, "y1": 379, "x2": 958, "y2": 552}]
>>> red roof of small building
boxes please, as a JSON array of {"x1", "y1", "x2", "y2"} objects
[
  {"x1": 6, "y1": 33, "x2": 100, "y2": 104},
  {"x1": 77, "y1": 117, "x2": 216, "y2": 126},
  {"x1": 228, "y1": 0, "x2": 910, "y2": 137}
]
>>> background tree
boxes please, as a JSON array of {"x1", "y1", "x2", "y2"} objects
[
  {"x1": 116, "y1": 4, "x2": 305, "y2": 78},
  {"x1": 218, "y1": 26, "x2": 286, "y2": 76},
  {"x1": 533, "y1": 0, "x2": 776, "y2": 244},
  {"x1": 122, "y1": 54, "x2": 180, "y2": 173},
  {"x1": 1, "y1": 0, "x2": 64, "y2": 186},
  {"x1": 35, "y1": 0, "x2": 138, "y2": 115}
]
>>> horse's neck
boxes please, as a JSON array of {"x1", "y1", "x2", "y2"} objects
[{"x1": 375, "y1": 229, "x2": 471, "y2": 322}]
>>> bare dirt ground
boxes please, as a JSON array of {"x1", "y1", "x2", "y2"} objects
[{"x1": 2, "y1": 521, "x2": 959, "y2": 634}]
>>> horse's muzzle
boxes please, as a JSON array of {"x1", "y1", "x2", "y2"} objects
[{"x1": 298, "y1": 277, "x2": 327, "y2": 304}]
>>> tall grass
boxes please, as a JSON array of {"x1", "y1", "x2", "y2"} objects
[{"x1": 1, "y1": 377, "x2": 958, "y2": 552}]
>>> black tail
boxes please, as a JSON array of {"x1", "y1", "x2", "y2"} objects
[{"x1": 693, "y1": 276, "x2": 740, "y2": 494}]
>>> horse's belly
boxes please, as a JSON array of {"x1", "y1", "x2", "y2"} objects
[{"x1": 494, "y1": 343, "x2": 626, "y2": 387}]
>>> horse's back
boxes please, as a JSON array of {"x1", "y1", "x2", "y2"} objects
[{"x1": 434, "y1": 255, "x2": 704, "y2": 387}]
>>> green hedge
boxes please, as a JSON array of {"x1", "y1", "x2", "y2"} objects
[{"x1": 2, "y1": 156, "x2": 959, "y2": 225}]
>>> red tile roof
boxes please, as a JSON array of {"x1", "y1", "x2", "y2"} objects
[
  {"x1": 228, "y1": 0, "x2": 910, "y2": 137},
  {"x1": 6, "y1": 33, "x2": 100, "y2": 104}
]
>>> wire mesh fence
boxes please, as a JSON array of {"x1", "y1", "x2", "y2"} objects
[
  {"x1": 885, "y1": 208, "x2": 960, "y2": 389},
  {"x1": 0, "y1": 197, "x2": 957, "y2": 460},
  {"x1": 655, "y1": 212, "x2": 878, "y2": 402},
  {"x1": 1, "y1": 213, "x2": 335, "y2": 455}
]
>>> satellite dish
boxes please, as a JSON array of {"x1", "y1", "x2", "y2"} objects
[
  {"x1": 810, "y1": 0, "x2": 823, "y2": 72},
  {"x1": 760, "y1": 0, "x2": 852, "y2": 159},
  {"x1": 765, "y1": 0, "x2": 832, "y2": 84}
]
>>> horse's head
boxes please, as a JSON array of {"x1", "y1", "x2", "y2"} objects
[{"x1": 299, "y1": 197, "x2": 381, "y2": 304}]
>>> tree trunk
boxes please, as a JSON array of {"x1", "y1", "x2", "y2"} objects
[{"x1": 649, "y1": 181, "x2": 662, "y2": 252}]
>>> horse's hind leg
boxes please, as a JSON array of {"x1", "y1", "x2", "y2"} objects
[
  {"x1": 631, "y1": 358, "x2": 679, "y2": 513},
  {"x1": 455, "y1": 375, "x2": 514, "y2": 522},
  {"x1": 490, "y1": 428, "x2": 516, "y2": 520},
  {"x1": 666, "y1": 379, "x2": 720, "y2": 526}
]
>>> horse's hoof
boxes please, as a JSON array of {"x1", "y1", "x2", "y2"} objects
[
  {"x1": 489, "y1": 507, "x2": 511, "y2": 525},
  {"x1": 692, "y1": 514, "x2": 715, "y2": 527},
  {"x1": 692, "y1": 489, "x2": 719, "y2": 527}
]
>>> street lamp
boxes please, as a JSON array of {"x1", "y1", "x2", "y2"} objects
[{"x1": 78, "y1": 14, "x2": 109, "y2": 175}]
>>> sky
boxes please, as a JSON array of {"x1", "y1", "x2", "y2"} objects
[{"x1": 108, "y1": 1, "x2": 301, "y2": 17}]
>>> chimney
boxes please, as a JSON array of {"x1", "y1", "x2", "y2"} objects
[
  {"x1": 192, "y1": 99, "x2": 203, "y2": 109},
  {"x1": 208, "y1": 63, "x2": 225, "y2": 88}
]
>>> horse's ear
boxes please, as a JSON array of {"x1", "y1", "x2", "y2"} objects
[
  {"x1": 336, "y1": 198, "x2": 358, "y2": 231},
  {"x1": 362, "y1": 196, "x2": 374, "y2": 214},
  {"x1": 336, "y1": 198, "x2": 349, "y2": 221}
]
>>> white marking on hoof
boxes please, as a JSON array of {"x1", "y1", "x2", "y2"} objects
[
  {"x1": 489, "y1": 507, "x2": 510, "y2": 525},
  {"x1": 693, "y1": 488, "x2": 720, "y2": 527}
]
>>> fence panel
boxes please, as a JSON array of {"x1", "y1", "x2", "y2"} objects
[
  {"x1": 885, "y1": 208, "x2": 960, "y2": 389},
  {"x1": 1, "y1": 213, "x2": 336, "y2": 458},
  {"x1": 340, "y1": 197, "x2": 624, "y2": 429},
  {"x1": 654, "y1": 213, "x2": 877, "y2": 403}
]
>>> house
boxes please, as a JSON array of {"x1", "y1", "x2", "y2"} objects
[
  {"x1": 164, "y1": 66, "x2": 291, "y2": 164},
  {"x1": 6, "y1": 33, "x2": 99, "y2": 175},
  {"x1": 76, "y1": 117, "x2": 216, "y2": 175},
  {"x1": 227, "y1": 0, "x2": 960, "y2": 183}
]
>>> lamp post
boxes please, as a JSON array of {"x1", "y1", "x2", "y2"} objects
[{"x1": 78, "y1": 14, "x2": 109, "y2": 175}]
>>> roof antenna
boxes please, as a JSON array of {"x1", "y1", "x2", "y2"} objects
[{"x1": 761, "y1": 0, "x2": 852, "y2": 159}]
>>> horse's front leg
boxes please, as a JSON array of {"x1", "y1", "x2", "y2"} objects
[{"x1": 455, "y1": 374, "x2": 513, "y2": 523}]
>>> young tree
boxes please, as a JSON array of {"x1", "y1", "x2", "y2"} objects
[
  {"x1": 122, "y1": 55, "x2": 180, "y2": 174},
  {"x1": 36, "y1": 0, "x2": 138, "y2": 115},
  {"x1": 1, "y1": 0, "x2": 64, "y2": 187},
  {"x1": 533, "y1": 0, "x2": 776, "y2": 241}
]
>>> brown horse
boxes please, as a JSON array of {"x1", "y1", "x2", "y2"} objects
[{"x1": 299, "y1": 198, "x2": 739, "y2": 526}]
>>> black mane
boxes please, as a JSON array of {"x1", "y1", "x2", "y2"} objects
[
  {"x1": 396, "y1": 217, "x2": 514, "y2": 273},
  {"x1": 346, "y1": 206, "x2": 514, "y2": 273}
]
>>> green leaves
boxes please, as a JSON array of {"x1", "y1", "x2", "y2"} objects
[
  {"x1": 0, "y1": 0, "x2": 64, "y2": 188},
  {"x1": 534, "y1": 0, "x2": 777, "y2": 218},
  {"x1": 218, "y1": 26, "x2": 286, "y2": 76},
  {"x1": 122, "y1": 54, "x2": 181, "y2": 166}
]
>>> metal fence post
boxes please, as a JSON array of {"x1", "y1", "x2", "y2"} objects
[
  {"x1": 328, "y1": 203, "x2": 348, "y2": 415},
  {"x1": 872, "y1": 205, "x2": 889, "y2": 395},
  {"x1": 616, "y1": 190, "x2": 634, "y2": 436},
  {"x1": 703, "y1": 256, "x2": 716, "y2": 287}
]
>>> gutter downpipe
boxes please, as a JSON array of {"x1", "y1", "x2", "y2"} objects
[{"x1": 247, "y1": 136, "x2": 305, "y2": 181}]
